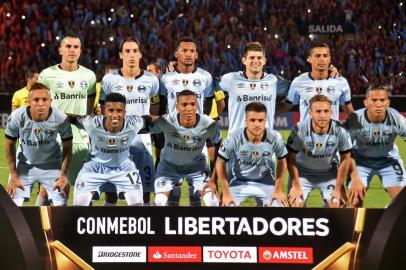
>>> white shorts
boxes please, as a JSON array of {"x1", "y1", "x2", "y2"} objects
[
  {"x1": 130, "y1": 134, "x2": 155, "y2": 192},
  {"x1": 154, "y1": 160, "x2": 211, "y2": 195},
  {"x1": 298, "y1": 170, "x2": 337, "y2": 205},
  {"x1": 74, "y1": 160, "x2": 143, "y2": 199},
  {"x1": 14, "y1": 163, "x2": 67, "y2": 205},
  {"x1": 349, "y1": 160, "x2": 406, "y2": 189},
  {"x1": 229, "y1": 179, "x2": 280, "y2": 206}
]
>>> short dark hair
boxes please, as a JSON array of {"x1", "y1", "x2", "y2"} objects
[
  {"x1": 147, "y1": 62, "x2": 162, "y2": 73},
  {"x1": 309, "y1": 94, "x2": 332, "y2": 110},
  {"x1": 175, "y1": 37, "x2": 198, "y2": 51},
  {"x1": 308, "y1": 42, "x2": 330, "y2": 56},
  {"x1": 105, "y1": 92, "x2": 126, "y2": 105},
  {"x1": 25, "y1": 68, "x2": 39, "y2": 80},
  {"x1": 119, "y1": 37, "x2": 142, "y2": 53},
  {"x1": 245, "y1": 102, "x2": 267, "y2": 114},
  {"x1": 60, "y1": 33, "x2": 81, "y2": 46},
  {"x1": 243, "y1": 42, "x2": 265, "y2": 57},
  {"x1": 365, "y1": 85, "x2": 391, "y2": 98},
  {"x1": 29, "y1": 82, "x2": 49, "y2": 92},
  {"x1": 176, "y1": 89, "x2": 197, "y2": 100}
]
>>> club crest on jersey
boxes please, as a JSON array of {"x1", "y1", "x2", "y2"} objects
[
  {"x1": 327, "y1": 86, "x2": 335, "y2": 93},
  {"x1": 108, "y1": 138, "x2": 116, "y2": 145},
  {"x1": 250, "y1": 83, "x2": 256, "y2": 90},
  {"x1": 316, "y1": 143, "x2": 323, "y2": 149},
  {"x1": 260, "y1": 82, "x2": 269, "y2": 90},
  {"x1": 182, "y1": 135, "x2": 190, "y2": 141},
  {"x1": 127, "y1": 85, "x2": 133, "y2": 92},
  {"x1": 316, "y1": 87, "x2": 322, "y2": 94},
  {"x1": 252, "y1": 151, "x2": 259, "y2": 157},
  {"x1": 80, "y1": 80, "x2": 88, "y2": 90},
  {"x1": 373, "y1": 130, "x2": 380, "y2": 138},
  {"x1": 182, "y1": 79, "x2": 189, "y2": 87},
  {"x1": 138, "y1": 85, "x2": 147, "y2": 93},
  {"x1": 121, "y1": 136, "x2": 129, "y2": 145},
  {"x1": 193, "y1": 79, "x2": 201, "y2": 87},
  {"x1": 237, "y1": 83, "x2": 245, "y2": 88},
  {"x1": 68, "y1": 81, "x2": 75, "y2": 88},
  {"x1": 34, "y1": 128, "x2": 41, "y2": 135}
]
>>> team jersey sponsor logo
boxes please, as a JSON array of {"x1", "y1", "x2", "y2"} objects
[
  {"x1": 193, "y1": 79, "x2": 201, "y2": 87},
  {"x1": 305, "y1": 86, "x2": 313, "y2": 92},
  {"x1": 203, "y1": 246, "x2": 257, "y2": 263},
  {"x1": 68, "y1": 80, "x2": 75, "y2": 88},
  {"x1": 97, "y1": 136, "x2": 105, "y2": 142},
  {"x1": 182, "y1": 79, "x2": 189, "y2": 87},
  {"x1": 172, "y1": 79, "x2": 180, "y2": 85},
  {"x1": 53, "y1": 93, "x2": 86, "y2": 100},
  {"x1": 138, "y1": 85, "x2": 147, "y2": 93},
  {"x1": 114, "y1": 85, "x2": 124, "y2": 91},
  {"x1": 237, "y1": 83, "x2": 245, "y2": 88},
  {"x1": 258, "y1": 247, "x2": 313, "y2": 264},
  {"x1": 236, "y1": 94, "x2": 273, "y2": 102},
  {"x1": 127, "y1": 85, "x2": 133, "y2": 92},
  {"x1": 148, "y1": 246, "x2": 201, "y2": 263},
  {"x1": 80, "y1": 80, "x2": 88, "y2": 90},
  {"x1": 92, "y1": 246, "x2": 146, "y2": 263},
  {"x1": 239, "y1": 150, "x2": 249, "y2": 156}
]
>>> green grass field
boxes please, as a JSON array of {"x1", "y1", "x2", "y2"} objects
[{"x1": 0, "y1": 128, "x2": 401, "y2": 208}]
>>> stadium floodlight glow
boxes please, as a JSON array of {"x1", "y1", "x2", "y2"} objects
[
  {"x1": 281, "y1": 70, "x2": 284, "y2": 74},
  {"x1": 307, "y1": 9, "x2": 311, "y2": 13},
  {"x1": 21, "y1": 15, "x2": 26, "y2": 20},
  {"x1": 102, "y1": 41, "x2": 106, "y2": 45},
  {"x1": 275, "y1": 34, "x2": 279, "y2": 39},
  {"x1": 400, "y1": 2, "x2": 403, "y2": 6},
  {"x1": 109, "y1": 37, "x2": 114, "y2": 42},
  {"x1": 6, "y1": 12, "x2": 10, "y2": 17},
  {"x1": 108, "y1": 17, "x2": 111, "y2": 21},
  {"x1": 41, "y1": 43, "x2": 45, "y2": 47},
  {"x1": 111, "y1": 8, "x2": 114, "y2": 12},
  {"x1": 91, "y1": 20, "x2": 95, "y2": 25},
  {"x1": 130, "y1": 14, "x2": 134, "y2": 18},
  {"x1": 394, "y1": 23, "x2": 397, "y2": 27},
  {"x1": 309, "y1": 34, "x2": 314, "y2": 39},
  {"x1": 95, "y1": 59, "x2": 99, "y2": 64},
  {"x1": 378, "y1": 25, "x2": 382, "y2": 29},
  {"x1": 8, "y1": 56, "x2": 12, "y2": 60},
  {"x1": 56, "y1": 36, "x2": 60, "y2": 40},
  {"x1": 227, "y1": 44, "x2": 231, "y2": 49},
  {"x1": 264, "y1": 27, "x2": 267, "y2": 31}
]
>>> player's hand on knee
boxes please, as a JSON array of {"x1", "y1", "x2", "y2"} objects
[
  {"x1": 270, "y1": 191, "x2": 289, "y2": 207},
  {"x1": 329, "y1": 188, "x2": 347, "y2": 208},
  {"x1": 53, "y1": 174, "x2": 69, "y2": 197},
  {"x1": 348, "y1": 179, "x2": 366, "y2": 207},
  {"x1": 203, "y1": 179, "x2": 219, "y2": 198},
  {"x1": 288, "y1": 185, "x2": 304, "y2": 207},
  {"x1": 220, "y1": 192, "x2": 236, "y2": 207},
  {"x1": 7, "y1": 174, "x2": 24, "y2": 198}
]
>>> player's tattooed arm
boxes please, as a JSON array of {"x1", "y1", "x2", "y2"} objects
[
  {"x1": 347, "y1": 158, "x2": 366, "y2": 207},
  {"x1": 330, "y1": 151, "x2": 351, "y2": 208},
  {"x1": 271, "y1": 157, "x2": 289, "y2": 207},
  {"x1": 5, "y1": 138, "x2": 24, "y2": 198},
  {"x1": 287, "y1": 151, "x2": 304, "y2": 207},
  {"x1": 216, "y1": 157, "x2": 236, "y2": 206},
  {"x1": 53, "y1": 139, "x2": 72, "y2": 197}
]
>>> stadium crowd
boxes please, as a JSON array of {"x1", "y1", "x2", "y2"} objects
[{"x1": 1, "y1": 0, "x2": 405, "y2": 95}]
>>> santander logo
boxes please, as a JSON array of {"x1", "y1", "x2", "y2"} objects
[
  {"x1": 203, "y1": 246, "x2": 257, "y2": 263},
  {"x1": 148, "y1": 246, "x2": 201, "y2": 263}
]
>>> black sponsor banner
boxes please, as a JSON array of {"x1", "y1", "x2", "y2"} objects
[{"x1": 298, "y1": 23, "x2": 356, "y2": 35}]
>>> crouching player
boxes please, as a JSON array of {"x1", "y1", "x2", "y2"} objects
[
  {"x1": 217, "y1": 102, "x2": 288, "y2": 207},
  {"x1": 287, "y1": 95, "x2": 352, "y2": 208},
  {"x1": 5, "y1": 83, "x2": 72, "y2": 206},
  {"x1": 72, "y1": 93, "x2": 146, "y2": 206},
  {"x1": 347, "y1": 85, "x2": 406, "y2": 207},
  {"x1": 149, "y1": 90, "x2": 221, "y2": 206}
]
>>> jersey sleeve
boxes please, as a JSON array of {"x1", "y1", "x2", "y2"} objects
[
  {"x1": 127, "y1": 115, "x2": 146, "y2": 133},
  {"x1": 5, "y1": 112, "x2": 20, "y2": 140},
  {"x1": 203, "y1": 74, "x2": 215, "y2": 98},
  {"x1": 286, "y1": 79, "x2": 300, "y2": 104},
  {"x1": 99, "y1": 74, "x2": 111, "y2": 103},
  {"x1": 338, "y1": 127, "x2": 353, "y2": 153},
  {"x1": 75, "y1": 115, "x2": 92, "y2": 130},
  {"x1": 218, "y1": 73, "x2": 231, "y2": 93},
  {"x1": 59, "y1": 117, "x2": 73, "y2": 141},
  {"x1": 396, "y1": 111, "x2": 406, "y2": 141},
  {"x1": 159, "y1": 76, "x2": 168, "y2": 96},
  {"x1": 150, "y1": 75, "x2": 160, "y2": 97},
  {"x1": 147, "y1": 117, "x2": 164, "y2": 134},
  {"x1": 273, "y1": 132, "x2": 288, "y2": 159},
  {"x1": 207, "y1": 122, "x2": 221, "y2": 145},
  {"x1": 11, "y1": 91, "x2": 21, "y2": 107},
  {"x1": 38, "y1": 70, "x2": 51, "y2": 89},
  {"x1": 87, "y1": 71, "x2": 97, "y2": 97},
  {"x1": 286, "y1": 126, "x2": 301, "y2": 153},
  {"x1": 276, "y1": 75, "x2": 291, "y2": 96},
  {"x1": 214, "y1": 90, "x2": 225, "y2": 101},
  {"x1": 338, "y1": 78, "x2": 352, "y2": 105},
  {"x1": 217, "y1": 134, "x2": 235, "y2": 161}
]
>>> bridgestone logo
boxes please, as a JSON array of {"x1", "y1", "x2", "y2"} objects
[{"x1": 92, "y1": 246, "x2": 146, "y2": 263}]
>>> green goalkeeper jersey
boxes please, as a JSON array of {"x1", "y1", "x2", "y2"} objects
[{"x1": 39, "y1": 64, "x2": 96, "y2": 144}]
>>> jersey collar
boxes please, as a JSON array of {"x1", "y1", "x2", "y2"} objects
[
  {"x1": 118, "y1": 68, "x2": 144, "y2": 79},
  {"x1": 243, "y1": 127, "x2": 267, "y2": 142},
  {"x1": 26, "y1": 107, "x2": 53, "y2": 121},
  {"x1": 364, "y1": 109, "x2": 388, "y2": 123},
  {"x1": 243, "y1": 71, "x2": 265, "y2": 80},
  {"x1": 176, "y1": 113, "x2": 200, "y2": 128},
  {"x1": 310, "y1": 119, "x2": 332, "y2": 135},
  {"x1": 102, "y1": 117, "x2": 125, "y2": 132},
  {"x1": 174, "y1": 66, "x2": 197, "y2": 74}
]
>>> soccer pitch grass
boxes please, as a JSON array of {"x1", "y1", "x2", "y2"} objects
[{"x1": 0, "y1": 128, "x2": 401, "y2": 207}]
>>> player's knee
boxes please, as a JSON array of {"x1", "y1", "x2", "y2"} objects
[
  {"x1": 202, "y1": 192, "x2": 219, "y2": 207},
  {"x1": 13, "y1": 198, "x2": 25, "y2": 206},
  {"x1": 154, "y1": 193, "x2": 168, "y2": 206},
  {"x1": 52, "y1": 199, "x2": 67, "y2": 206},
  {"x1": 124, "y1": 192, "x2": 143, "y2": 206},
  {"x1": 74, "y1": 192, "x2": 93, "y2": 206}
]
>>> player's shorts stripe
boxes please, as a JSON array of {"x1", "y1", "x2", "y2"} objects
[
  {"x1": 277, "y1": 153, "x2": 288, "y2": 160},
  {"x1": 286, "y1": 145, "x2": 298, "y2": 153},
  {"x1": 5, "y1": 134, "x2": 18, "y2": 140},
  {"x1": 285, "y1": 98, "x2": 293, "y2": 104},
  {"x1": 217, "y1": 153, "x2": 229, "y2": 161},
  {"x1": 61, "y1": 136, "x2": 73, "y2": 141},
  {"x1": 339, "y1": 149, "x2": 352, "y2": 155},
  {"x1": 344, "y1": 101, "x2": 352, "y2": 105}
]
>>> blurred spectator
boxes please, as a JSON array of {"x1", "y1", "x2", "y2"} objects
[{"x1": 1, "y1": 0, "x2": 405, "y2": 95}]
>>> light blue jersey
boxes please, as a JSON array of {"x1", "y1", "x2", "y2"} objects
[
  {"x1": 5, "y1": 106, "x2": 72, "y2": 167},
  {"x1": 287, "y1": 118, "x2": 352, "y2": 174},
  {"x1": 148, "y1": 112, "x2": 221, "y2": 166},
  {"x1": 348, "y1": 108, "x2": 406, "y2": 168},
  {"x1": 159, "y1": 67, "x2": 214, "y2": 113},
  {"x1": 100, "y1": 69, "x2": 159, "y2": 115},
  {"x1": 219, "y1": 71, "x2": 289, "y2": 132},
  {"x1": 286, "y1": 73, "x2": 351, "y2": 121},
  {"x1": 75, "y1": 115, "x2": 145, "y2": 167},
  {"x1": 218, "y1": 128, "x2": 288, "y2": 182}
]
